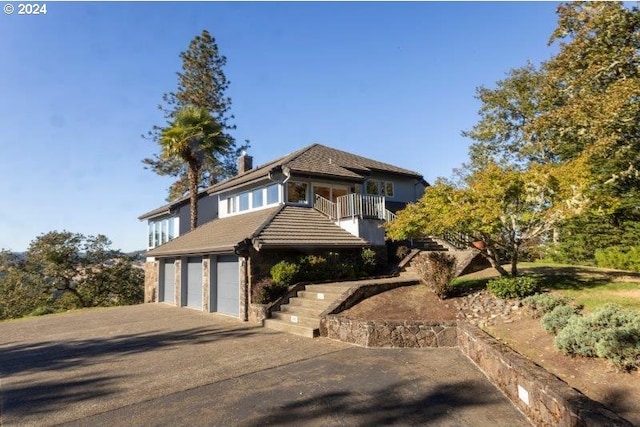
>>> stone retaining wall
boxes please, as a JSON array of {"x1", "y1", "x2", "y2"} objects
[
  {"x1": 457, "y1": 322, "x2": 632, "y2": 427},
  {"x1": 322, "y1": 317, "x2": 457, "y2": 348}
]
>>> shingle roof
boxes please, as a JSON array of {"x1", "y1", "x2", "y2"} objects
[
  {"x1": 146, "y1": 206, "x2": 282, "y2": 257},
  {"x1": 207, "y1": 143, "x2": 424, "y2": 194},
  {"x1": 138, "y1": 189, "x2": 209, "y2": 221},
  {"x1": 146, "y1": 205, "x2": 369, "y2": 257},
  {"x1": 253, "y1": 206, "x2": 368, "y2": 249}
]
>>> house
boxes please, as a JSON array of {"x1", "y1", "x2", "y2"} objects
[{"x1": 139, "y1": 143, "x2": 428, "y2": 320}]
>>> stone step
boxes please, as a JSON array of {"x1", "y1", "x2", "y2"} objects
[
  {"x1": 263, "y1": 318, "x2": 318, "y2": 338},
  {"x1": 270, "y1": 311, "x2": 320, "y2": 328}
]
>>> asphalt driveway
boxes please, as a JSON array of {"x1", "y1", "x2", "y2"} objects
[{"x1": 0, "y1": 304, "x2": 530, "y2": 426}]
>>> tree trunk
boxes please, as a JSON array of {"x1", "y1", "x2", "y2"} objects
[
  {"x1": 481, "y1": 245, "x2": 510, "y2": 277},
  {"x1": 511, "y1": 242, "x2": 519, "y2": 276},
  {"x1": 188, "y1": 161, "x2": 199, "y2": 230}
]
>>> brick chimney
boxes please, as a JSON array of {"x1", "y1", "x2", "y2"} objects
[{"x1": 237, "y1": 150, "x2": 253, "y2": 174}]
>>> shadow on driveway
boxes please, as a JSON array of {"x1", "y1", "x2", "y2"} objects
[
  {"x1": 0, "y1": 325, "x2": 262, "y2": 377},
  {"x1": 244, "y1": 379, "x2": 508, "y2": 426}
]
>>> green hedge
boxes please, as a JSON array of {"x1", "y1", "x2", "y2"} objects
[
  {"x1": 594, "y1": 246, "x2": 640, "y2": 272},
  {"x1": 487, "y1": 276, "x2": 540, "y2": 299}
]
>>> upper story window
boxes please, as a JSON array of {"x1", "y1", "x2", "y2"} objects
[
  {"x1": 266, "y1": 184, "x2": 279, "y2": 205},
  {"x1": 148, "y1": 217, "x2": 178, "y2": 248},
  {"x1": 366, "y1": 180, "x2": 394, "y2": 198},
  {"x1": 226, "y1": 183, "x2": 281, "y2": 215},
  {"x1": 252, "y1": 188, "x2": 264, "y2": 208},
  {"x1": 239, "y1": 192, "x2": 250, "y2": 211},
  {"x1": 287, "y1": 181, "x2": 308, "y2": 204}
]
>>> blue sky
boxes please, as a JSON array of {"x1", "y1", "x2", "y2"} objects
[{"x1": 1, "y1": 1, "x2": 561, "y2": 252}]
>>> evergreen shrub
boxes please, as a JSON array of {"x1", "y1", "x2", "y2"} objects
[
  {"x1": 541, "y1": 304, "x2": 580, "y2": 334},
  {"x1": 487, "y1": 276, "x2": 540, "y2": 299}
]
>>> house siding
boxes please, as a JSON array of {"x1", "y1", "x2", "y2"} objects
[{"x1": 177, "y1": 195, "x2": 218, "y2": 234}]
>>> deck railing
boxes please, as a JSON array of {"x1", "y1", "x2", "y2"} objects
[
  {"x1": 313, "y1": 194, "x2": 337, "y2": 220},
  {"x1": 314, "y1": 194, "x2": 396, "y2": 222}
]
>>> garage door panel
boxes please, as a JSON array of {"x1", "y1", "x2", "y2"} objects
[
  {"x1": 187, "y1": 257, "x2": 203, "y2": 309},
  {"x1": 162, "y1": 259, "x2": 175, "y2": 304},
  {"x1": 216, "y1": 255, "x2": 239, "y2": 317}
]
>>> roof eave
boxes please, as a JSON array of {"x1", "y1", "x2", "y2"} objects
[{"x1": 146, "y1": 245, "x2": 237, "y2": 258}]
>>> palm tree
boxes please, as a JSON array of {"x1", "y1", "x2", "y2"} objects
[{"x1": 160, "y1": 106, "x2": 227, "y2": 230}]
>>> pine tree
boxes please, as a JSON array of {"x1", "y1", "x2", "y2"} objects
[{"x1": 143, "y1": 30, "x2": 249, "y2": 202}]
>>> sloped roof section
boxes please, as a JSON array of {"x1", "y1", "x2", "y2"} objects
[
  {"x1": 146, "y1": 206, "x2": 283, "y2": 257},
  {"x1": 138, "y1": 189, "x2": 209, "y2": 221},
  {"x1": 208, "y1": 143, "x2": 424, "y2": 194},
  {"x1": 253, "y1": 206, "x2": 368, "y2": 249},
  {"x1": 287, "y1": 144, "x2": 422, "y2": 179}
]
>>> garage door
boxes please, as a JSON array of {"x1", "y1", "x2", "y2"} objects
[
  {"x1": 186, "y1": 257, "x2": 203, "y2": 309},
  {"x1": 162, "y1": 259, "x2": 175, "y2": 304},
  {"x1": 216, "y1": 255, "x2": 239, "y2": 317}
]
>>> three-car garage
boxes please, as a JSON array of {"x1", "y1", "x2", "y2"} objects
[{"x1": 158, "y1": 255, "x2": 240, "y2": 318}]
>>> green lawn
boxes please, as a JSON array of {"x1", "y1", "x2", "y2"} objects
[{"x1": 453, "y1": 262, "x2": 640, "y2": 312}]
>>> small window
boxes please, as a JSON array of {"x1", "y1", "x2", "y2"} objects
[
  {"x1": 168, "y1": 217, "x2": 175, "y2": 240},
  {"x1": 267, "y1": 184, "x2": 279, "y2": 205},
  {"x1": 148, "y1": 224, "x2": 153, "y2": 247},
  {"x1": 239, "y1": 192, "x2": 250, "y2": 211},
  {"x1": 287, "y1": 182, "x2": 308, "y2": 204},
  {"x1": 366, "y1": 180, "x2": 380, "y2": 195},
  {"x1": 252, "y1": 188, "x2": 264, "y2": 208},
  {"x1": 383, "y1": 182, "x2": 394, "y2": 198},
  {"x1": 154, "y1": 224, "x2": 160, "y2": 247},
  {"x1": 227, "y1": 196, "x2": 236, "y2": 214},
  {"x1": 160, "y1": 219, "x2": 168, "y2": 244}
]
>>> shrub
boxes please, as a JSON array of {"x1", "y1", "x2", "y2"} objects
[
  {"x1": 251, "y1": 278, "x2": 287, "y2": 305},
  {"x1": 413, "y1": 252, "x2": 457, "y2": 299},
  {"x1": 542, "y1": 305, "x2": 580, "y2": 334},
  {"x1": 596, "y1": 327, "x2": 640, "y2": 372},
  {"x1": 523, "y1": 293, "x2": 573, "y2": 318},
  {"x1": 555, "y1": 304, "x2": 640, "y2": 371},
  {"x1": 297, "y1": 255, "x2": 329, "y2": 282},
  {"x1": 487, "y1": 276, "x2": 540, "y2": 299},
  {"x1": 555, "y1": 314, "x2": 598, "y2": 357},
  {"x1": 594, "y1": 246, "x2": 640, "y2": 272},
  {"x1": 360, "y1": 248, "x2": 378, "y2": 275},
  {"x1": 270, "y1": 261, "x2": 299, "y2": 286},
  {"x1": 335, "y1": 262, "x2": 357, "y2": 280},
  {"x1": 395, "y1": 245, "x2": 411, "y2": 261}
]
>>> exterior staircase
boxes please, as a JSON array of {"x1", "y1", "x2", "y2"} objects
[
  {"x1": 411, "y1": 237, "x2": 449, "y2": 251},
  {"x1": 263, "y1": 283, "x2": 353, "y2": 338}
]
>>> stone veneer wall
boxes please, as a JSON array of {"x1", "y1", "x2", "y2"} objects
[
  {"x1": 322, "y1": 317, "x2": 457, "y2": 348},
  {"x1": 143, "y1": 261, "x2": 158, "y2": 303},
  {"x1": 457, "y1": 322, "x2": 632, "y2": 427}
]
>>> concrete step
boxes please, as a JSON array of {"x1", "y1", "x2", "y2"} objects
[
  {"x1": 279, "y1": 304, "x2": 325, "y2": 317},
  {"x1": 270, "y1": 311, "x2": 320, "y2": 328},
  {"x1": 263, "y1": 318, "x2": 318, "y2": 338},
  {"x1": 304, "y1": 284, "x2": 353, "y2": 293},
  {"x1": 288, "y1": 296, "x2": 333, "y2": 310},
  {"x1": 296, "y1": 290, "x2": 344, "y2": 301}
]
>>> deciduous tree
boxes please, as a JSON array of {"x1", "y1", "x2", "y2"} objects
[{"x1": 387, "y1": 163, "x2": 586, "y2": 276}]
